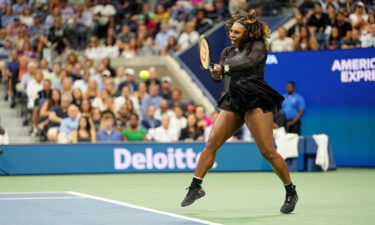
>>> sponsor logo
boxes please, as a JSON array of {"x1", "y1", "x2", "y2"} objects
[
  {"x1": 266, "y1": 54, "x2": 278, "y2": 64},
  {"x1": 114, "y1": 148, "x2": 218, "y2": 171},
  {"x1": 331, "y1": 57, "x2": 375, "y2": 83}
]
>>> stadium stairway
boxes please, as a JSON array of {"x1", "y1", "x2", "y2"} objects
[{"x1": 0, "y1": 84, "x2": 35, "y2": 144}]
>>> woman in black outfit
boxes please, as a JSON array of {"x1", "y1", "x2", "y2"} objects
[
  {"x1": 179, "y1": 114, "x2": 204, "y2": 141},
  {"x1": 181, "y1": 10, "x2": 298, "y2": 214},
  {"x1": 72, "y1": 116, "x2": 96, "y2": 143}
]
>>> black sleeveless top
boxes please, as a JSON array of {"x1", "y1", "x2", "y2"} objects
[{"x1": 77, "y1": 130, "x2": 91, "y2": 143}]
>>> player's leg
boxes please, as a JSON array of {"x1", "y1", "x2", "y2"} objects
[
  {"x1": 194, "y1": 110, "x2": 243, "y2": 178},
  {"x1": 244, "y1": 108, "x2": 298, "y2": 214},
  {"x1": 181, "y1": 110, "x2": 243, "y2": 207}
]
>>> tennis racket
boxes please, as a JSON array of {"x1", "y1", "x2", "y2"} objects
[{"x1": 198, "y1": 35, "x2": 213, "y2": 70}]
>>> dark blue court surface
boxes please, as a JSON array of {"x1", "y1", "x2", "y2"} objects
[{"x1": 0, "y1": 192, "x2": 220, "y2": 225}]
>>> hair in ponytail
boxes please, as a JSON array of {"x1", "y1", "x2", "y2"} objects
[{"x1": 224, "y1": 10, "x2": 270, "y2": 44}]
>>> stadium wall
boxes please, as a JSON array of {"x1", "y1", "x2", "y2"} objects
[
  {"x1": 0, "y1": 143, "x2": 271, "y2": 175},
  {"x1": 0, "y1": 137, "x2": 337, "y2": 175},
  {"x1": 178, "y1": 32, "x2": 375, "y2": 166}
]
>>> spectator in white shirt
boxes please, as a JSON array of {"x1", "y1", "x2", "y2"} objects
[
  {"x1": 360, "y1": 24, "x2": 375, "y2": 48},
  {"x1": 349, "y1": 2, "x2": 368, "y2": 28},
  {"x1": 26, "y1": 70, "x2": 43, "y2": 109},
  {"x1": 148, "y1": 114, "x2": 179, "y2": 142},
  {"x1": 271, "y1": 27, "x2": 294, "y2": 52},
  {"x1": 92, "y1": 89, "x2": 110, "y2": 112},
  {"x1": 178, "y1": 22, "x2": 200, "y2": 51},
  {"x1": 155, "y1": 23, "x2": 177, "y2": 52},
  {"x1": 170, "y1": 105, "x2": 187, "y2": 136},
  {"x1": 114, "y1": 85, "x2": 141, "y2": 116},
  {"x1": 93, "y1": 0, "x2": 116, "y2": 39},
  {"x1": 73, "y1": 71, "x2": 90, "y2": 93},
  {"x1": 154, "y1": 99, "x2": 176, "y2": 121}
]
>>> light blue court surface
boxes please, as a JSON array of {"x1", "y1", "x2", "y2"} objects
[{"x1": 0, "y1": 192, "x2": 220, "y2": 225}]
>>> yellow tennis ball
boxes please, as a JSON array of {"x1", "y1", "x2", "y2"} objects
[{"x1": 139, "y1": 70, "x2": 150, "y2": 80}]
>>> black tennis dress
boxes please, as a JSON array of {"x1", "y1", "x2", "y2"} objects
[{"x1": 217, "y1": 40, "x2": 284, "y2": 117}]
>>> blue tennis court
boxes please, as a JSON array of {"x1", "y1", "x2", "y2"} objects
[{"x1": 0, "y1": 192, "x2": 220, "y2": 225}]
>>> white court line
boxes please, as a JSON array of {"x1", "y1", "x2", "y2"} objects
[
  {"x1": 0, "y1": 197, "x2": 84, "y2": 200},
  {"x1": 0, "y1": 192, "x2": 64, "y2": 195},
  {"x1": 68, "y1": 191, "x2": 223, "y2": 225}
]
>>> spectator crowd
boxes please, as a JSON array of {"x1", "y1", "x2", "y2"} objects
[
  {"x1": 271, "y1": 0, "x2": 375, "y2": 52},
  {"x1": 0, "y1": 0, "x2": 372, "y2": 144}
]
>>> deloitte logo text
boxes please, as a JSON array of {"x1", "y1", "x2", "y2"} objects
[{"x1": 114, "y1": 148, "x2": 217, "y2": 171}]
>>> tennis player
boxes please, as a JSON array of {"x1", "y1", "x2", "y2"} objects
[{"x1": 181, "y1": 10, "x2": 298, "y2": 214}]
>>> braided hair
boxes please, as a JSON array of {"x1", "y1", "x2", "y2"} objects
[{"x1": 224, "y1": 10, "x2": 270, "y2": 44}]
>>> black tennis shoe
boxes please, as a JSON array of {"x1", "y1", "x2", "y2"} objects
[
  {"x1": 280, "y1": 190, "x2": 298, "y2": 214},
  {"x1": 181, "y1": 186, "x2": 205, "y2": 207}
]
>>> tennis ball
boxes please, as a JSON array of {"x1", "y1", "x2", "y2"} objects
[{"x1": 139, "y1": 70, "x2": 150, "y2": 80}]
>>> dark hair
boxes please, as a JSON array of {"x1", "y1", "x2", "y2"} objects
[
  {"x1": 130, "y1": 113, "x2": 139, "y2": 120},
  {"x1": 102, "y1": 110, "x2": 115, "y2": 119},
  {"x1": 314, "y1": 2, "x2": 322, "y2": 8},
  {"x1": 79, "y1": 116, "x2": 92, "y2": 132},
  {"x1": 50, "y1": 89, "x2": 61, "y2": 107},
  {"x1": 80, "y1": 98, "x2": 92, "y2": 113},
  {"x1": 287, "y1": 81, "x2": 296, "y2": 87},
  {"x1": 224, "y1": 10, "x2": 270, "y2": 43}
]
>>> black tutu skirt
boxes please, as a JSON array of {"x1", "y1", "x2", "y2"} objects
[{"x1": 218, "y1": 77, "x2": 284, "y2": 118}]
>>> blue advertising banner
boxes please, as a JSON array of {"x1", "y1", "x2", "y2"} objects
[
  {"x1": 265, "y1": 48, "x2": 375, "y2": 166},
  {"x1": 0, "y1": 143, "x2": 271, "y2": 175}
]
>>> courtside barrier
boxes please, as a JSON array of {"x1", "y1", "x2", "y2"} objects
[{"x1": 0, "y1": 137, "x2": 336, "y2": 175}]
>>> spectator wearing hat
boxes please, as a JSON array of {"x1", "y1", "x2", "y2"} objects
[
  {"x1": 117, "y1": 68, "x2": 138, "y2": 93},
  {"x1": 96, "y1": 111, "x2": 122, "y2": 143},
  {"x1": 160, "y1": 76, "x2": 172, "y2": 100},
  {"x1": 349, "y1": 2, "x2": 368, "y2": 28}
]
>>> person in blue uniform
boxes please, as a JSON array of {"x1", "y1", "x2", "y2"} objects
[
  {"x1": 181, "y1": 10, "x2": 298, "y2": 214},
  {"x1": 282, "y1": 81, "x2": 305, "y2": 135}
]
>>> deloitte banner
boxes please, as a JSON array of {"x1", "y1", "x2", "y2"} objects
[{"x1": 0, "y1": 143, "x2": 271, "y2": 175}]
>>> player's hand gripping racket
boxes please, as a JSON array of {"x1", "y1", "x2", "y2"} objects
[{"x1": 198, "y1": 35, "x2": 214, "y2": 70}]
